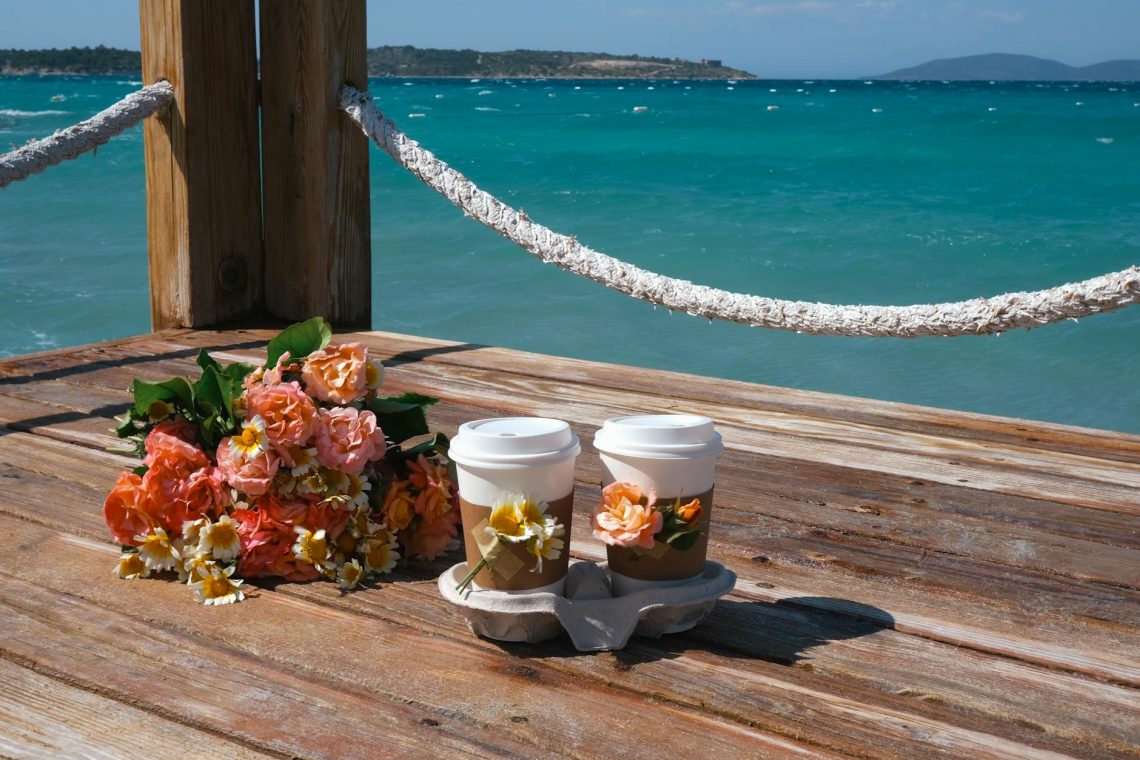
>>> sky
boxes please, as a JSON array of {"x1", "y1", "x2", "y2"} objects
[{"x1": 0, "y1": 0, "x2": 1137, "y2": 78}]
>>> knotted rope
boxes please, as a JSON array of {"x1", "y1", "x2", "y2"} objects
[
  {"x1": 340, "y1": 85, "x2": 1139, "y2": 338},
  {"x1": 0, "y1": 81, "x2": 174, "y2": 189}
]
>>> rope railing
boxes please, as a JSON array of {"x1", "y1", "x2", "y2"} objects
[
  {"x1": 0, "y1": 81, "x2": 174, "y2": 189},
  {"x1": 340, "y1": 85, "x2": 1139, "y2": 338}
]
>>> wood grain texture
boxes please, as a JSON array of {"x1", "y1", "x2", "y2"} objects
[
  {"x1": 139, "y1": 1, "x2": 262, "y2": 329},
  {"x1": 0, "y1": 659, "x2": 276, "y2": 760},
  {"x1": 1, "y1": 329, "x2": 1138, "y2": 759},
  {"x1": 260, "y1": 0, "x2": 371, "y2": 327}
]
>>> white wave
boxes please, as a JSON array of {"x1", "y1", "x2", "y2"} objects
[
  {"x1": 474, "y1": 106, "x2": 499, "y2": 112},
  {"x1": 1095, "y1": 137, "x2": 1115, "y2": 144},
  {"x1": 115, "y1": 80, "x2": 143, "y2": 85},
  {"x1": 0, "y1": 109, "x2": 68, "y2": 117}
]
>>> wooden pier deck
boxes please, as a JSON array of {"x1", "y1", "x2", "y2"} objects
[{"x1": 1, "y1": 328, "x2": 1137, "y2": 759}]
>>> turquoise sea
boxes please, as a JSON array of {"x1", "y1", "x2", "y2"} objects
[{"x1": 1, "y1": 75, "x2": 1138, "y2": 432}]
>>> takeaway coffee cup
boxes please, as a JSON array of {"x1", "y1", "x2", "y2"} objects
[
  {"x1": 449, "y1": 417, "x2": 580, "y2": 593},
  {"x1": 593, "y1": 414, "x2": 723, "y2": 595}
]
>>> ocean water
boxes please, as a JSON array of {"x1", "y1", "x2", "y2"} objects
[{"x1": 1, "y1": 75, "x2": 1138, "y2": 433}]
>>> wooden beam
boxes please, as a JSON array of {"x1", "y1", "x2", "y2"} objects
[
  {"x1": 139, "y1": 0, "x2": 263, "y2": 330},
  {"x1": 260, "y1": 0, "x2": 371, "y2": 328}
]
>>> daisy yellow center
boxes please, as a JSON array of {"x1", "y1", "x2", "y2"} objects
[
  {"x1": 364, "y1": 540, "x2": 392, "y2": 568},
  {"x1": 142, "y1": 534, "x2": 176, "y2": 560},
  {"x1": 488, "y1": 505, "x2": 528, "y2": 538},
  {"x1": 118, "y1": 554, "x2": 147, "y2": 576},
  {"x1": 341, "y1": 563, "x2": 363, "y2": 585},
  {"x1": 297, "y1": 532, "x2": 328, "y2": 565},
  {"x1": 235, "y1": 426, "x2": 262, "y2": 453},
  {"x1": 201, "y1": 573, "x2": 237, "y2": 599},
  {"x1": 205, "y1": 522, "x2": 239, "y2": 547}
]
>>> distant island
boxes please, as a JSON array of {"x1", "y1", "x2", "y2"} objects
[
  {"x1": 875, "y1": 53, "x2": 1140, "y2": 81},
  {"x1": 0, "y1": 45, "x2": 755, "y2": 80}
]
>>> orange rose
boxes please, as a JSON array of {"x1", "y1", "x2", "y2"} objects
[
  {"x1": 103, "y1": 471, "x2": 157, "y2": 546},
  {"x1": 407, "y1": 454, "x2": 455, "y2": 523},
  {"x1": 381, "y1": 479, "x2": 416, "y2": 531},
  {"x1": 245, "y1": 381, "x2": 319, "y2": 448},
  {"x1": 592, "y1": 481, "x2": 662, "y2": 549},
  {"x1": 301, "y1": 343, "x2": 369, "y2": 404},
  {"x1": 400, "y1": 508, "x2": 459, "y2": 560},
  {"x1": 676, "y1": 498, "x2": 702, "y2": 527}
]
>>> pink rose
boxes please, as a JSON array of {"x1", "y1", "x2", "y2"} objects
[
  {"x1": 315, "y1": 406, "x2": 386, "y2": 476},
  {"x1": 217, "y1": 439, "x2": 281, "y2": 496},
  {"x1": 301, "y1": 343, "x2": 369, "y2": 404},
  {"x1": 233, "y1": 508, "x2": 319, "y2": 581},
  {"x1": 245, "y1": 381, "x2": 319, "y2": 448}
]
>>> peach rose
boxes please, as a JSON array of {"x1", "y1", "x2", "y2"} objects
[
  {"x1": 593, "y1": 481, "x2": 662, "y2": 549},
  {"x1": 245, "y1": 381, "x2": 319, "y2": 448},
  {"x1": 315, "y1": 406, "x2": 386, "y2": 476},
  {"x1": 103, "y1": 471, "x2": 157, "y2": 546},
  {"x1": 143, "y1": 428, "x2": 209, "y2": 476},
  {"x1": 216, "y1": 440, "x2": 281, "y2": 496},
  {"x1": 301, "y1": 343, "x2": 368, "y2": 404}
]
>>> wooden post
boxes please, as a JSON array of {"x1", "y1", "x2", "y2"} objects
[
  {"x1": 260, "y1": 0, "x2": 372, "y2": 328},
  {"x1": 139, "y1": 0, "x2": 263, "y2": 330}
]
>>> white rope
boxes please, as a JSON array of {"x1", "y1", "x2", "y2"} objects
[
  {"x1": 0, "y1": 81, "x2": 174, "y2": 189},
  {"x1": 340, "y1": 85, "x2": 1139, "y2": 338}
]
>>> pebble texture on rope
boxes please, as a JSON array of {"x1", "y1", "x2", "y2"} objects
[
  {"x1": 0, "y1": 81, "x2": 174, "y2": 189},
  {"x1": 340, "y1": 85, "x2": 1139, "y2": 338}
]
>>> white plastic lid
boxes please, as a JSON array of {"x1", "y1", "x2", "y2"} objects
[
  {"x1": 593, "y1": 414, "x2": 723, "y2": 460},
  {"x1": 449, "y1": 417, "x2": 581, "y2": 468}
]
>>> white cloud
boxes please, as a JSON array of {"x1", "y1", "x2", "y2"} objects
[
  {"x1": 719, "y1": 0, "x2": 900, "y2": 17},
  {"x1": 721, "y1": 1, "x2": 836, "y2": 17}
]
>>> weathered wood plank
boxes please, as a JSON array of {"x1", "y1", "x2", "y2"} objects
[
  {"x1": 139, "y1": 1, "x2": 263, "y2": 329},
  {"x1": 260, "y1": 1, "x2": 371, "y2": 327},
  {"x1": 0, "y1": 658, "x2": 277, "y2": 760},
  {"x1": 1, "y1": 456, "x2": 1136, "y2": 759},
  {"x1": 0, "y1": 533, "x2": 835, "y2": 760}
]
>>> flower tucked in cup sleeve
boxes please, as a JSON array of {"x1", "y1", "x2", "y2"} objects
[{"x1": 592, "y1": 482, "x2": 703, "y2": 553}]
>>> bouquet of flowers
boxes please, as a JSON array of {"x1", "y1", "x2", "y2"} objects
[{"x1": 103, "y1": 318, "x2": 460, "y2": 605}]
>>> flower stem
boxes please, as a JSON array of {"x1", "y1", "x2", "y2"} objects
[{"x1": 456, "y1": 557, "x2": 489, "y2": 593}]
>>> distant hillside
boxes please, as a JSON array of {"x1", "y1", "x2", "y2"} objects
[
  {"x1": 367, "y1": 46, "x2": 755, "y2": 79},
  {"x1": 0, "y1": 45, "x2": 140, "y2": 75},
  {"x1": 876, "y1": 53, "x2": 1140, "y2": 81},
  {"x1": 0, "y1": 44, "x2": 753, "y2": 80}
]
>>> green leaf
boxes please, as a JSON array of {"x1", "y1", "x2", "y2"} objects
[
  {"x1": 196, "y1": 349, "x2": 223, "y2": 373},
  {"x1": 665, "y1": 529, "x2": 701, "y2": 552},
  {"x1": 132, "y1": 377, "x2": 193, "y2": 416},
  {"x1": 365, "y1": 396, "x2": 432, "y2": 445},
  {"x1": 131, "y1": 464, "x2": 149, "y2": 477},
  {"x1": 265, "y1": 317, "x2": 331, "y2": 369},
  {"x1": 194, "y1": 367, "x2": 226, "y2": 416},
  {"x1": 398, "y1": 433, "x2": 448, "y2": 460}
]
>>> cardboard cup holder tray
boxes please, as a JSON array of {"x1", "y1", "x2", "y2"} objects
[{"x1": 438, "y1": 559, "x2": 736, "y2": 651}]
